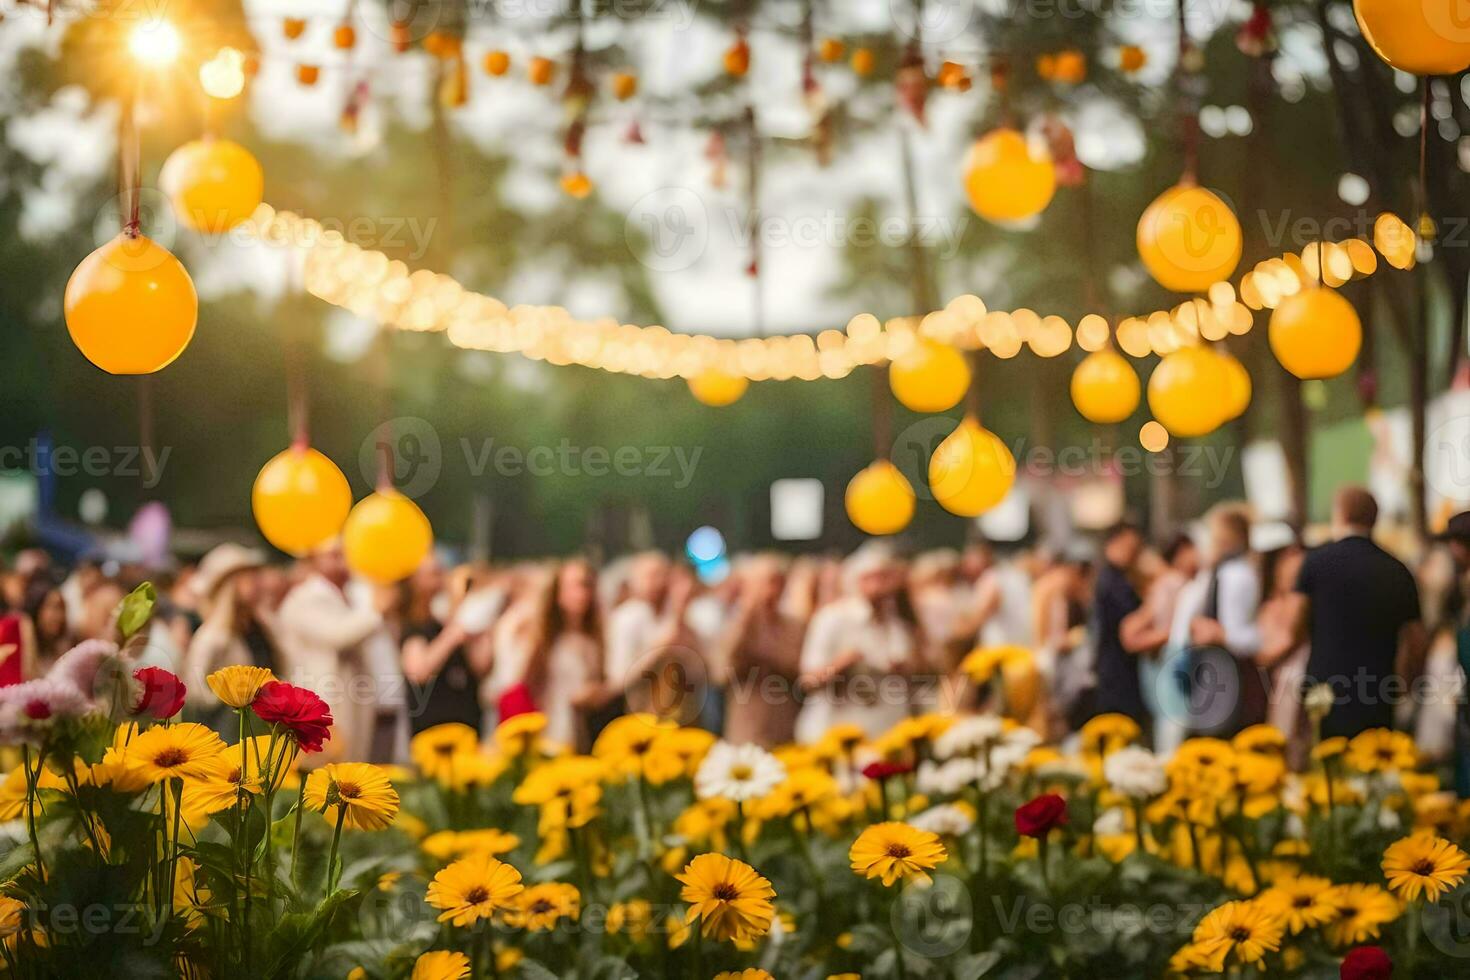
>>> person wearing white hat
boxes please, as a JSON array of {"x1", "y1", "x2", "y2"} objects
[
  {"x1": 794, "y1": 542, "x2": 926, "y2": 743},
  {"x1": 183, "y1": 543, "x2": 271, "y2": 728}
]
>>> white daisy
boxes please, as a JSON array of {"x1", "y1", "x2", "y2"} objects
[
  {"x1": 911, "y1": 803, "x2": 976, "y2": 837},
  {"x1": 932, "y1": 714, "x2": 1006, "y2": 759},
  {"x1": 1092, "y1": 806, "x2": 1129, "y2": 837},
  {"x1": 1103, "y1": 745, "x2": 1168, "y2": 800},
  {"x1": 694, "y1": 741, "x2": 786, "y2": 802}
]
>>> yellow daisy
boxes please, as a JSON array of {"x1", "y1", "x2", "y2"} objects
[
  {"x1": 676, "y1": 852, "x2": 776, "y2": 943},
  {"x1": 513, "y1": 755, "x2": 604, "y2": 830},
  {"x1": 593, "y1": 713, "x2": 683, "y2": 784},
  {"x1": 1347, "y1": 729, "x2": 1417, "y2": 773},
  {"x1": 303, "y1": 763, "x2": 400, "y2": 831},
  {"x1": 205, "y1": 665, "x2": 275, "y2": 709},
  {"x1": 410, "y1": 723, "x2": 481, "y2": 781},
  {"x1": 849, "y1": 821, "x2": 948, "y2": 886},
  {"x1": 506, "y1": 882, "x2": 580, "y2": 931},
  {"x1": 426, "y1": 854, "x2": 525, "y2": 926},
  {"x1": 1189, "y1": 900, "x2": 1284, "y2": 968},
  {"x1": 1257, "y1": 875, "x2": 1338, "y2": 934},
  {"x1": 713, "y1": 972, "x2": 774, "y2": 980},
  {"x1": 411, "y1": 950, "x2": 470, "y2": 980},
  {"x1": 1382, "y1": 833, "x2": 1470, "y2": 903},
  {"x1": 1323, "y1": 883, "x2": 1400, "y2": 946},
  {"x1": 123, "y1": 723, "x2": 228, "y2": 784},
  {"x1": 493, "y1": 712, "x2": 548, "y2": 755}
]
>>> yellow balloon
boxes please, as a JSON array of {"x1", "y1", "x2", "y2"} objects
[
  {"x1": 159, "y1": 138, "x2": 264, "y2": 233},
  {"x1": 343, "y1": 490, "x2": 434, "y2": 584},
  {"x1": 845, "y1": 460, "x2": 915, "y2": 536},
  {"x1": 890, "y1": 339, "x2": 971, "y2": 413},
  {"x1": 64, "y1": 233, "x2": 198, "y2": 375},
  {"x1": 1354, "y1": 0, "x2": 1470, "y2": 75},
  {"x1": 1070, "y1": 349, "x2": 1141, "y2": 424},
  {"x1": 1147, "y1": 346, "x2": 1229, "y2": 438},
  {"x1": 962, "y1": 128, "x2": 1057, "y2": 224},
  {"x1": 252, "y1": 445, "x2": 353, "y2": 556},
  {"x1": 687, "y1": 371, "x2": 749, "y2": 407},
  {"x1": 1137, "y1": 184, "x2": 1242, "y2": 293},
  {"x1": 928, "y1": 417, "x2": 1016, "y2": 517},
  {"x1": 1269, "y1": 287, "x2": 1362, "y2": 380},
  {"x1": 1217, "y1": 350, "x2": 1252, "y2": 421}
]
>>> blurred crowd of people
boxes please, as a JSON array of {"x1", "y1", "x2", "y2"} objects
[{"x1": 2, "y1": 483, "x2": 1469, "y2": 785}]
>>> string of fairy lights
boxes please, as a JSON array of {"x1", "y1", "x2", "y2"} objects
[{"x1": 245, "y1": 203, "x2": 1418, "y2": 383}]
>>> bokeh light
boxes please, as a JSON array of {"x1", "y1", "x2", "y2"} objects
[{"x1": 128, "y1": 21, "x2": 182, "y2": 67}]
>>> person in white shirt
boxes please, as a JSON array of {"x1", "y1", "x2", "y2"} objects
[
  {"x1": 1163, "y1": 504, "x2": 1263, "y2": 750},
  {"x1": 498, "y1": 559, "x2": 609, "y2": 751},
  {"x1": 795, "y1": 543, "x2": 926, "y2": 743},
  {"x1": 604, "y1": 551, "x2": 669, "y2": 690},
  {"x1": 275, "y1": 543, "x2": 383, "y2": 764}
]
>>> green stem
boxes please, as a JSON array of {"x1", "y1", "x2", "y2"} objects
[
  {"x1": 21, "y1": 745, "x2": 44, "y2": 882},
  {"x1": 289, "y1": 778, "x2": 306, "y2": 887},
  {"x1": 167, "y1": 778, "x2": 184, "y2": 915},
  {"x1": 325, "y1": 805, "x2": 347, "y2": 895}
]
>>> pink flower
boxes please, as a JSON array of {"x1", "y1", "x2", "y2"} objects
[
  {"x1": 47, "y1": 639, "x2": 122, "y2": 701},
  {"x1": 0, "y1": 678, "x2": 91, "y2": 745}
]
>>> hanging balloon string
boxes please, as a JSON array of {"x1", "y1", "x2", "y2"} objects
[
  {"x1": 285, "y1": 249, "x2": 312, "y2": 449},
  {"x1": 1079, "y1": 171, "x2": 1103, "y2": 312},
  {"x1": 964, "y1": 352, "x2": 983, "y2": 425},
  {"x1": 117, "y1": 80, "x2": 142, "y2": 238},
  {"x1": 1417, "y1": 78, "x2": 1433, "y2": 242},
  {"x1": 870, "y1": 366, "x2": 893, "y2": 458},
  {"x1": 1174, "y1": 0, "x2": 1199, "y2": 183},
  {"x1": 374, "y1": 325, "x2": 396, "y2": 491},
  {"x1": 744, "y1": 105, "x2": 765, "y2": 336}
]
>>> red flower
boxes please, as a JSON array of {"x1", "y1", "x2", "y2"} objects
[
  {"x1": 24, "y1": 699, "x2": 51, "y2": 720},
  {"x1": 252, "y1": 681, "x2": 333, "y2": 753},
  {"x1": 1340, "y1": 946, "x2": 1392, "y2": 980},
  {"x1": 861, "y1": 761, "x2": 913, "y2": 781},
  {"x1": 1015, "y1": 793, "x2": 1068, "y2": 838},
  {"x1": 132, "y1": 666, "x2": 186, "y2": 719}
]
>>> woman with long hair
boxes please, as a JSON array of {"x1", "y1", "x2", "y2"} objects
[{"x1": 506, "y1": 558, "x2": 609, "y2": 751}]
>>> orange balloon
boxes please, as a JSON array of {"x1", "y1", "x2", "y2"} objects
[
  {"x1": 1269, "y1": 287, "x2": 1362, "y2": 380},
  {"x1": 962, "y1": 128, "x2": 1056, "y2": 224},
  {"x1": 928, "y1": 417, "x2": 1016, "y2": 517},
  {"x1": 1137, "y1": 184, "x2": 1242, "y2": 293},
  {"x1": 845, "y1": 460, "x2": 915, "y2": 536},
  {"x1": 1147, "y1": 346, "x2": 1229, "y2": 438},
  {"x1": 64, "y1": 233, "x2": 197, "y2": 375},
  {"x1": 159, "y1": 138, "x2": 264, "y2": 233},
  {"x1": 1070, "y1": 349, "x2": 1141, "y2": 424},
  {"x1": 889, "y1": 339, "x2": 970, "y2": 413},
  {"x1": 688, "y1": 371, "x2": 749, "y2": 407},
  {"x1": 252, "y1": 446, "x2": 353, "y2": 556},
  {"x1": 343, "y1": 490, "x2": 434, "y2": 584},
  {"x1": 1354, "y1": 0, "x2": 1470, "y2": 75}
]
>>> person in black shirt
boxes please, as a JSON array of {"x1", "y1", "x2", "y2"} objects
[
  {"x1": 1091, "y1": 523, "x2": 1169, "y2": 728},
  {"x1": 1289, "y1": 486, "x2": 1426, "y2": 738}
]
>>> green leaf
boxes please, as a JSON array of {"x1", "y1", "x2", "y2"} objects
[
  {"x1": 262, "y1": 887, "x2": 360, "y2": 978},
  {"x1": 116, "y1": 582, "x2": 157, "y2": 641}
]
